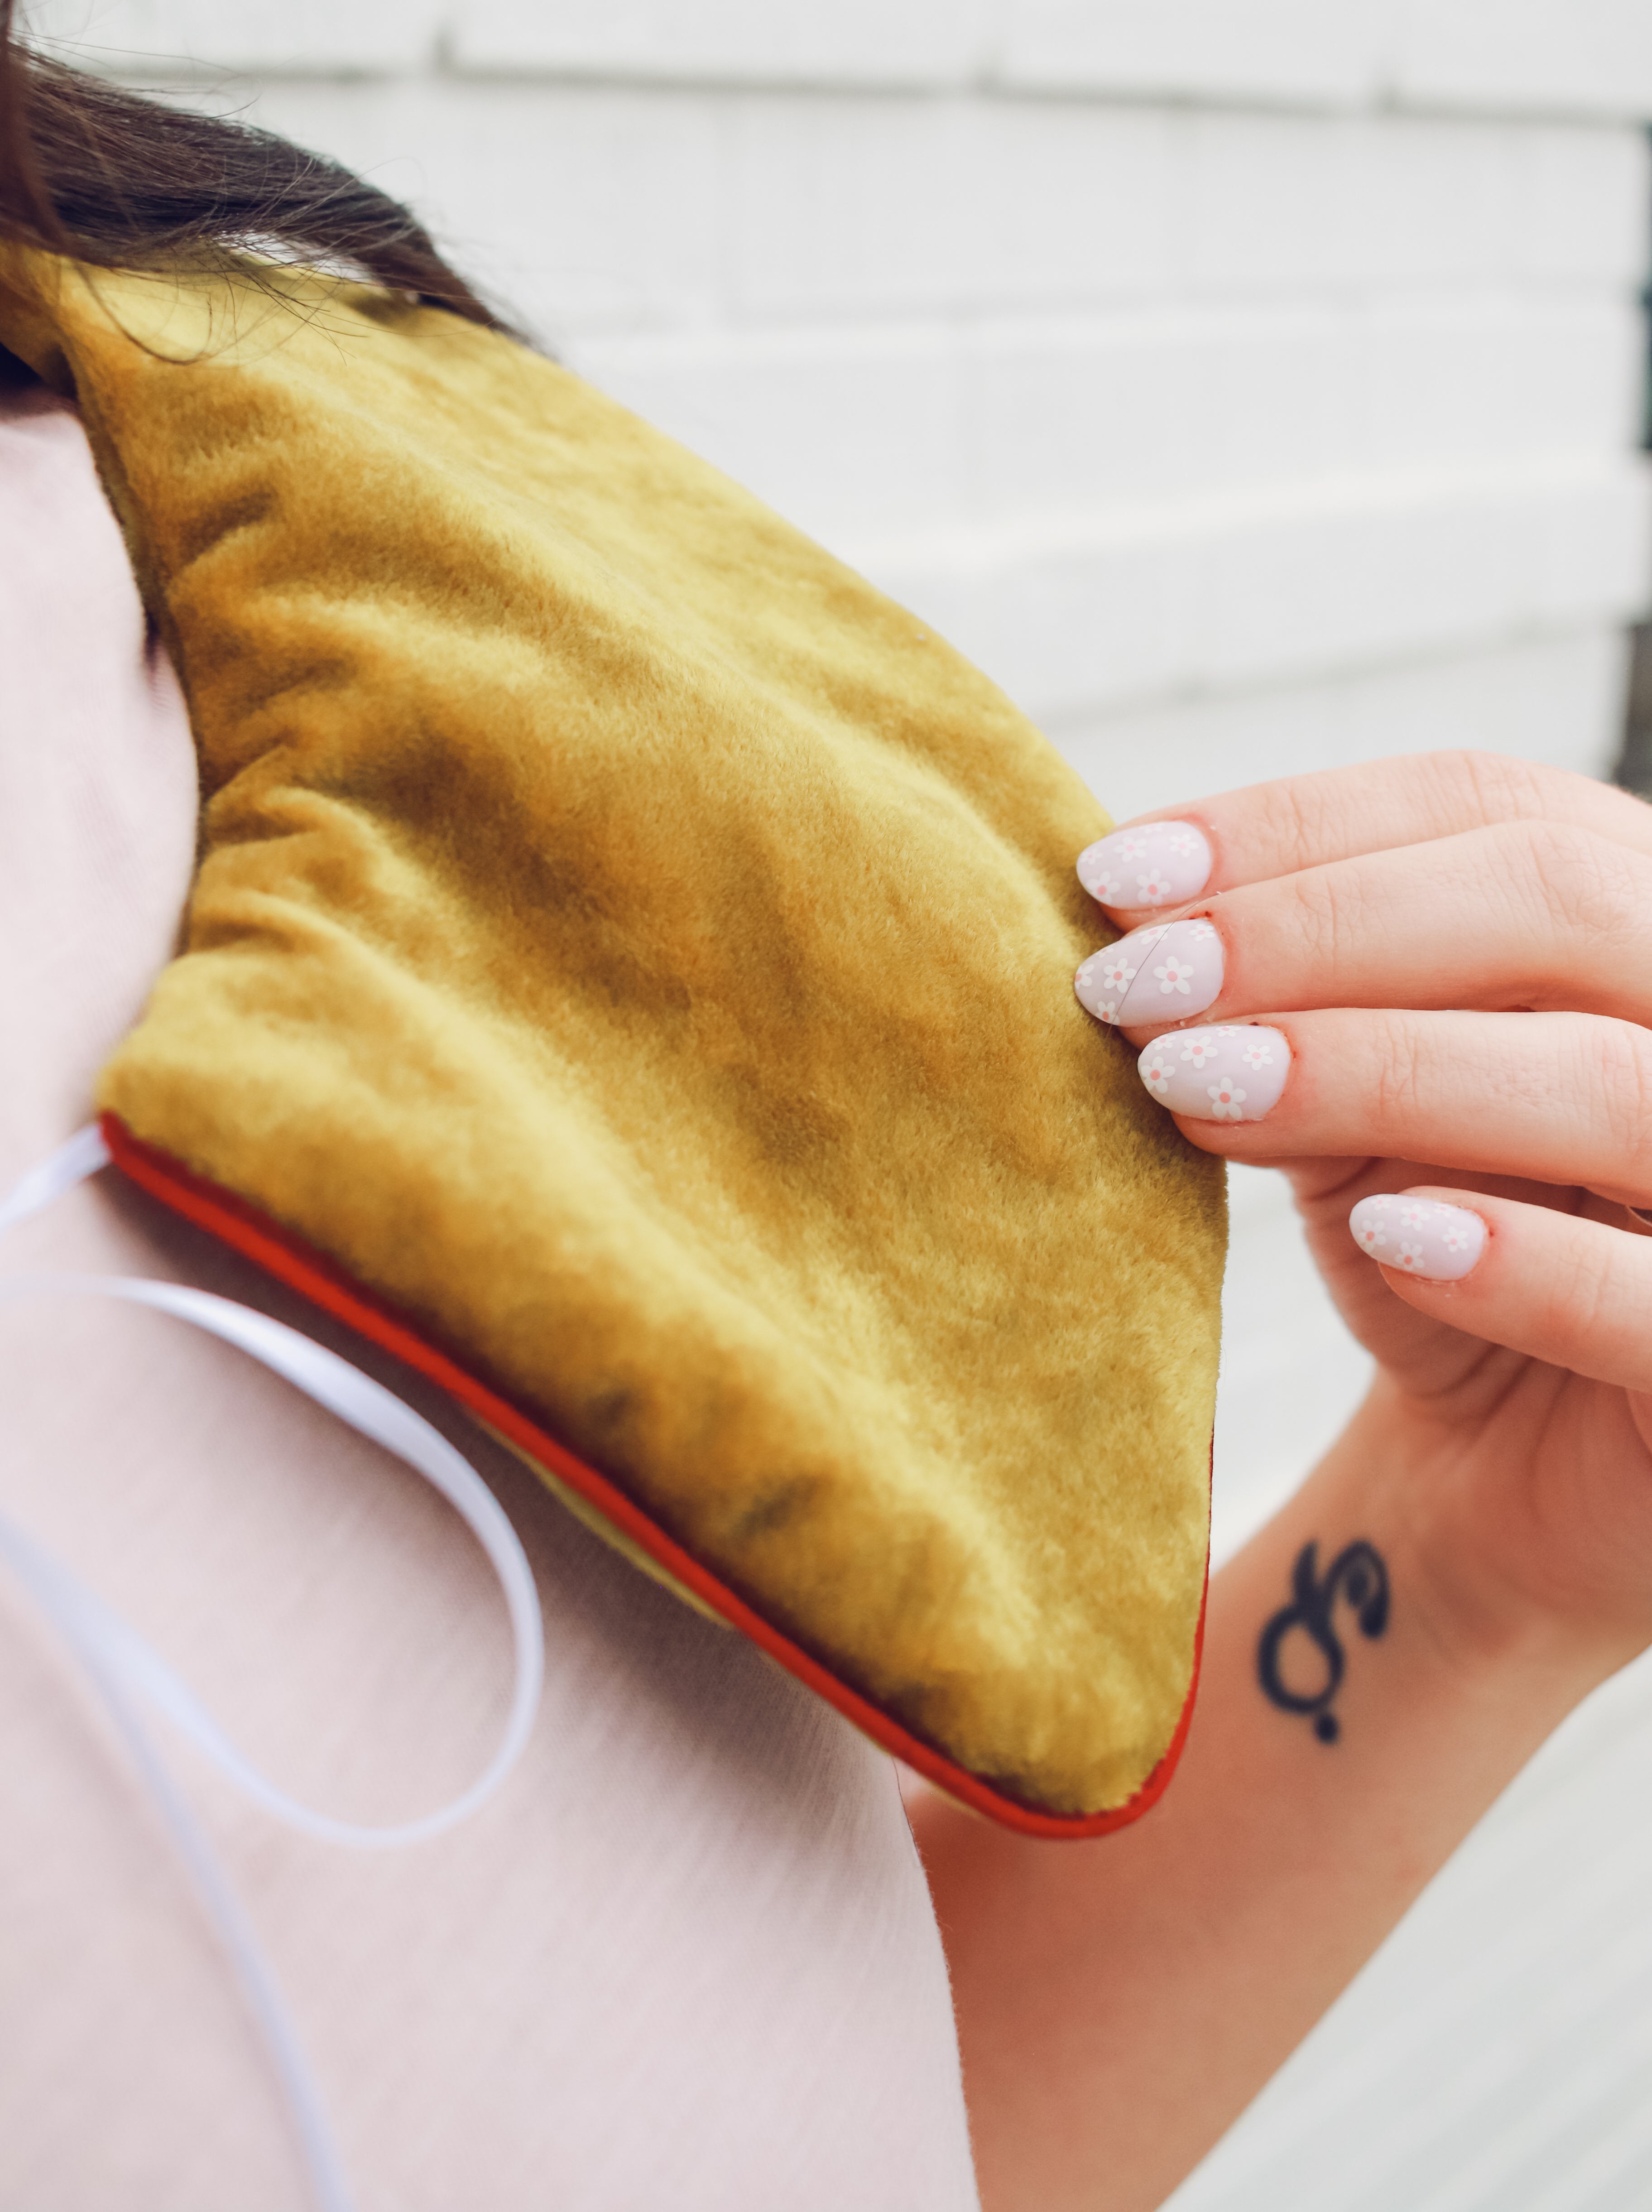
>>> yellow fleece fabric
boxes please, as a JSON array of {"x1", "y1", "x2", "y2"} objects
[{"x1": 0, "y1": 257, "x2": 1225, "y2": 1818}]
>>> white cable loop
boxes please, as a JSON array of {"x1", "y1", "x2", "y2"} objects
[{"x1": 0, "y1": 1125, "x2": 547, "y2": 2211}]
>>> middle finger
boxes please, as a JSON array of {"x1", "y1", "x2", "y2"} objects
[{"x1": 1072, "y1": 820, "x2": 1652, "y2": 1040}]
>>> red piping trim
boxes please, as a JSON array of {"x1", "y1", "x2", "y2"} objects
[{"x1": 101, "y1": 1112, "x2": 1208, "y2": 1840}]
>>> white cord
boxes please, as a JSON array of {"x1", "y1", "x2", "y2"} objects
[
  {"x1": 0, "y1": 1118, "x2": 112, "y2": 1234},
  {"x1": 0, "y1": 1126, "x2": 547, "y2": 2210}
]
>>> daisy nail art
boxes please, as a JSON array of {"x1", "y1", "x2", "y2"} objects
[
  {"x1": 1133, "y1": 1025, "x2": 1290, "y2": 1121},
  {"x1": 1097, "y1": 953, "x2": 1138, "y2": 993},
  {"x1": 1076, "y1": 820, "x2": 1212, "y2": 909},
  {"x1": 1074, "y1": 917, "x2": 1223, "y2": 1027},
  {"x1": 1140, "y1": 1048, "x2": 1177, "y2": 1097},
  {"x1": 1347, "y1": 1196, "x2": 1485, "y2": 1282}
]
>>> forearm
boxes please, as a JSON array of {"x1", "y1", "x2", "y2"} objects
[{"x1": 912, "y1": 1389, "x2": 1608, "y2": 2212}]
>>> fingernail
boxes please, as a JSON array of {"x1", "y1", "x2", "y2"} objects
[
  {"x1": 1630, "y1": 1205, "x2": 1652, "y2": 1227},
  {"x1": 1076, "y1": 918, "x2": 1223, "y2": 1028},
  {"x1": 1135, "y1": 1025, "x2": 1289, "y2": 1121},
  {"x1": 1349, "y1": 1195, "x2": 1486, "y2": 1281},
  {"x1": 1078, "y1": 821, "x2": 1211, "y2": 908}
]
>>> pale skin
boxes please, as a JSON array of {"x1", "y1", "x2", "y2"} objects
[{"x1": 912, "y1": 749, "x2": 1652, "y2": 2212}]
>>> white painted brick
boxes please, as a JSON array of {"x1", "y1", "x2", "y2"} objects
[
  {"x1": 24, "y1": 0, "x2": 439, "y2": 72},
  {"x1": 1196, "y1": 463, "x2": 1651, "y2": 687},
  {"x1": 964, "y1": 298, "x2": 1643, "y2": 520},
  {"x1": 1051, "y1": 628, "x2": 1629, "y2": 845},
  {"x1": 844, "y1": 459, "x2": 1652, "y2": 721},
  {"x1": 725, "y1": 99, "x2": 1180, "y2": 322},
  {"x1": 1173, "y1": 111, "x2": 1647, "y2": 293},
  {"x1": 439, "y1": 0, "x2": 1652, "y2": 119},
  {"x1": 569, "y1": 329, "x2": 966, "y2": 541},
  {"x1": 1393, "y1": 0, "x2": 1652, "y2": 122},
  {"x1": 1174, "y1": 110, "x2": 1528, "y2": 293},
  {"x1": 968, "y1": 102, "x2": 1186, "y2": 308},
  {"x1": 1517, "y1": 124, "x2": 1652, "y2": 284},
  {"x1": 1176, "y1": 111, "x2": 1642, "y2": 295},
  {"x1": 725, "y1": 99, "x2": 984, "y2": 322},
  {"x1": 1000, "y1": 0, "x2": 1394, "y2": 109},
  {"x1": 245, "y1": 80, "x2": 723, "y2": 338},
  {"x1": 1532, "y1": 466, "x2": 1652, "y2": 627},
  {"x1": 449, "y1": 0, "x2": 992, "y2": 87},
  {"x1": 580, "y1": 297, "x2": 1643, "y2": 577},
  {"x1": 1346, "y1": 297, "x2": 1645, "y2": 473},
  {"x1": 726, "y1": 99, "x2": 1647, "y2": 322},
  {"x1": 1002, "y1": 0, "x2": 1652, "y2": 122},
  {"x1": 1202, "y1": 479, "x2": 1528, "y2": 683},
  {"x1": 961, "y1": 316, "x2": 1245, "y2": 515}
]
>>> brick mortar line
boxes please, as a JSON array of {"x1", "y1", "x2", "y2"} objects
[{"x1": 45, "y1": 47, "x2": 1652, "y2": 131}]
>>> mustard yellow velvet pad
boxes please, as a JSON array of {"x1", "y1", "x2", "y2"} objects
[{"x1": 0, "y1": 254, "x2": 1225, "y2": 1829}]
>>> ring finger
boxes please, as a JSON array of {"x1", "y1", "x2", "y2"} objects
[{"x1": 1133, "y1": 1007, "x2": 1652, "y2": 1208}]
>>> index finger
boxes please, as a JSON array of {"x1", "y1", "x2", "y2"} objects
[{"x1": 1082, "y1": 750, "x2": 1652, "y2": 919}]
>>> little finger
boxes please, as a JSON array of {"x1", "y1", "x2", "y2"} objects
[{"x1": 1345, "y1": 1187, "x2": 1652, "y2": 1397}]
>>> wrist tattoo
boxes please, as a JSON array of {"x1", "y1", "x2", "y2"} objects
[{"x1": 1257, "y1": 1539, "x2": 1389, "y2": 1743}]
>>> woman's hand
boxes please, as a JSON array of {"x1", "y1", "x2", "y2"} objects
[
  {"x1": 1077, "y1": 748, "x2": 1652, "y2": 1684},
  {"x1": 917, "y1": 753, "x2": 1652, "y2": 2212}
]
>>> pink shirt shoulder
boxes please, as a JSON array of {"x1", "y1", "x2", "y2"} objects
[{"x1": 0, "y1": 382, "x2": 977, "y2": 2212}]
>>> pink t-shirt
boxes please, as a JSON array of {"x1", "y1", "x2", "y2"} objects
[{"x1": 0, "y1": 380, "x2": 978, "y2": 2212}]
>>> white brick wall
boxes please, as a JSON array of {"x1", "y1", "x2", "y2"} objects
[
  {"x1": 193, "y1": 77, "x2": 1651, "y2": 756},
  {"x1": 33, "y1": 0, "x2": 1652, "y2": 111},
  {"x1": 449, "y1": 0, "x2": 995, "y2": 87},
  {"x1": 48, "y1": 0, "x2": 1652, "y2": 117},
  {"x1": 20, "y1": 8, "x2": 1652, "y2": 2208},
  {"x1": 34, "y1": 0, "x2": 443, "y2": 71}
]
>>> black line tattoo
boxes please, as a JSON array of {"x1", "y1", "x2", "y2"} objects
[{"x1": 1257, "y1": 1540, "x2": 1389, "y2": 1743}]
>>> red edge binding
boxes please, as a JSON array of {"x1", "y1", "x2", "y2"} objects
[{"x1": 102, "y1": 1113, "x2": 1209, "y2": 1841}]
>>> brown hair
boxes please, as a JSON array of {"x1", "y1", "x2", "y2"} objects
[{"x1": 0, "y1": 1, "x2": 512, "y2": 332}]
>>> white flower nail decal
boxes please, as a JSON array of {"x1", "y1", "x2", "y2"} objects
[
  {"x1": 1137, "y1": 1023, "x2": 1288, "y2": 1121},
  {"x1": 1098, "y1": 918, "x2": 1221, "y2": 1031},
  {"x1": 1348, "y1": 1194, "x2": 1485, "y2": 1280},
  {"x1": 1239, "y1": 1038, "x2": 1274, "y2": 1069},
  {"x1": 1076, "y1": 822, "x2": 1211, "y2": 913},
  {"x1": 1074, "y1": 953, "x2": 1124, "y2": 1027},
  {"x1": 1142, "y1": 1051, "x2": 1175, "y2": 1096}
]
